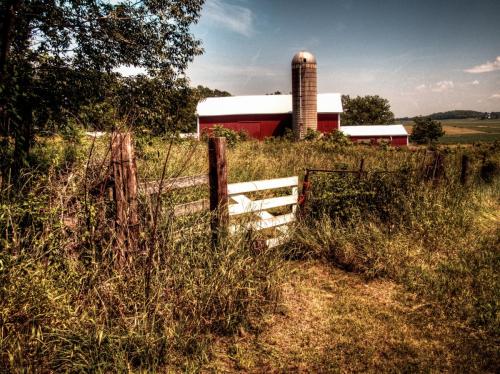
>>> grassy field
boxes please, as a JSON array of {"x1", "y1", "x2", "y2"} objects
[
  {"x1": 1, "y1": 135, "x2": 499, "y2": 372},
  {"x1": 404, "y1": 118, "x2": 500, "y2": 144}
]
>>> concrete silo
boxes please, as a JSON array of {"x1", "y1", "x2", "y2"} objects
[{"x1": 291, "y1": 51, "x2": 317, "y2": 140}]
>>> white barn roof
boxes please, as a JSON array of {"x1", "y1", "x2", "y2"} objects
[
  {"x1": 196, "y1": 93, "x2": 342, "y2": 116},
  {"x1": 340, "y1": 125, "x2": 408, "y2": 137}
]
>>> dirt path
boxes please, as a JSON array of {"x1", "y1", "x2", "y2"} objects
[{"x1": 206, "y1": 261, "x2": 498, "y2": 373}]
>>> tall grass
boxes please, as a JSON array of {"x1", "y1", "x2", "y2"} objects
[
  {"x1": 0, "y1": 134, "x2": 498, "y2": 371},
  {"x1": 289, "y1": 141, "x2": 500, "y2": 335},
  {"x1": 0, "y1": 134, "x2": 285, "y2": 372}
]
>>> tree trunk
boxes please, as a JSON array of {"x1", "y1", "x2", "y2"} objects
[{"x1": 0, "y1": 0, "x2": 20, "y2": 80}]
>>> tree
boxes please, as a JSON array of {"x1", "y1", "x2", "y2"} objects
[
  {"x1": 0, "y1": 0, "x2": 205, "y2": 172},
  {"x1": 409, "y1": 116, "x2": 445, "y2": 144},
  {"x1": 341, "y1": 95, "x2": 395, "y2": 125},
  {"x1": 112, "y1": 80, "x2": 230, "y2": 134}
]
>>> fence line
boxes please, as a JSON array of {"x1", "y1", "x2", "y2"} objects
[
  {"x1": 108, "y1": 133, "x2": 472, "y2": 260},
  {"x1": 139, "y1": 174, "x2": 208, "y2": 195}
]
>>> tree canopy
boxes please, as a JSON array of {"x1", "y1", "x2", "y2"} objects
[
  {"x1": 410, "y1": 117, "x2": 445, "y2": 144},
  {"x1": 341, "y1": 95, "x2": 395, "y2": 126},
  {"x1": 110, "y1": 80, "x2": 230, "y2": 134},
  {"x1": 0, "y1": 0, "x2": 205, "y2": 171}
]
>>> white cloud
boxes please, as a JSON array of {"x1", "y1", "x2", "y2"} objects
[
  {"x1": 432, "y1": 81, "x2": 454, "y2": 92},
  {"x1": 415, "y1": 84, "x2": 426, "y2": 91},
  {"x1": 203, "y1": 0, "x2": 255, "y2": 37},
  {"x1": 489, "y1": 93, "x2": 500, "y2": 99},
  {"x1": 464, "y1": 56, "x2": 500, "y2": 74},
  {"x1": 472, "y1": 80, "x2": 480, "y2": 85}
]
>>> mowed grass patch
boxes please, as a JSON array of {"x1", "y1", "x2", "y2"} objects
[{"x1": 208, "y1": 261, "x2": 499, "y2": 373}]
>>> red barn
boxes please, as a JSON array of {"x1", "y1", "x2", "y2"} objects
[
  {"x1": 340, "y1": 125, "x2": 409, "y2": 146},
  {"x1": 196, "y1": 93, "x2": 342, "y2": 140}
]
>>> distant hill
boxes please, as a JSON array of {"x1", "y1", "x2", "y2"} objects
[{"x1": 398, "y1": 110, "x2": 500, "y2": 121}]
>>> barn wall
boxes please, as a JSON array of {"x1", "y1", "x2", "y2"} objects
[
  {"x1": 348, "y1": 135, "x2": 408, "y2": 146},
  {"x1": 199, "y1": 113, "x2": 340, "y2": 140},
  {"x1": 317, "y1": 113, "x2": 340, "y2": 133},
  {"x1": 199, "y1": 114, "x2": 406, "y2": 145},
  {"x1": 199, "y1": 114, "x2": 292, "y2": 140}
]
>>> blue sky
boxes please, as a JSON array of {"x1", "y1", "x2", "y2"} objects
[{"x1": 184, "y1": 0, "x2": 500, "y2": 117}]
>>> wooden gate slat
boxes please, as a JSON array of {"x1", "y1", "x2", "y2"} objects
[
  {"x1": 140, "y1": 174, "x2": 208, "y2": 195},
  {"x1": 174, "y1": 199, "x2": 209, "y2": 217}
]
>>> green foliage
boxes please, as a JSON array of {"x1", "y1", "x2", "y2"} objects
[
  {"x1": 341, "y1": 95, "x2": 395, "y2": 125},
  {"x1": 290, "y1": 147, "x2": 500, "y2": 336},
  {"x1": 112, "y1": 79, "x2": 231, "y2": 134},
  {"x1": 307, "y1": 167, "x2": 414, "y2": 224},
  {"x1": 400, "y1": 110, "x2": 500, "y2": 121},
  {"x1": 322, "y1": 130, "x2": 351, "y2": 147},
  {"x1": 0, "y1": 0, "x2": 205, "y2": 172},
  {"x1": 304, "y1": 128, "x2": 321, "y2": 141},
  {"x1": 428, "y1": 110, "x2": 488, "y2": 120},
  {"x1": 281, "y1": 128, "x2": 295, "y2": 141},
  {"x1": 480, "y1": 159, "x2": 499, "y2": 183},
  {"x1": 210, "y1": 125, "x2": 248, "y2": 147},
  {"x1": 410, "y1": 117, "x2": 445, "y2": 144}
]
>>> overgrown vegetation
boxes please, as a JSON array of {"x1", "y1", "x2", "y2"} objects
[
  {"x1": 0, "y1": 135, "x2": 284, "y2": 372},
  {"x1": 291, "y1": 142, "x2": 500, "y2": 337},
  {"x1": 0, "y1": 134, "x2": 499, "y2": 371}
]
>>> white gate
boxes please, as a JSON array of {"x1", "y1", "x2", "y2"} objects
[{"x1": 227, "y1": 176, "x2": 298, "y2": 248}]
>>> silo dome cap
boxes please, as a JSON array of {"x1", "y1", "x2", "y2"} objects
[{"x1": 292, "y1": 51, "x2": 316, "y2": 64}]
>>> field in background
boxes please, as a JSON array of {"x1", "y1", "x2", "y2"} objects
[{"x1": 404, "y1": 118, "x2": 500, "y2": 144}]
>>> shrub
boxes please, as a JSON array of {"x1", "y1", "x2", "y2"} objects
[
  {"x1": 281, "y1": 128, "x2": 295, "y2": 141},
  {"x1": 211, "y1": 125, "x2": 242, "y2": 147},
  {"x1": 237, "y1": 129, "x2": 249, "y2": 141},
  {"x1": 480, "y1": 159, "x2": 499, "y2": 183},
  {"x1": 322, "y1": 130, "x2": 351, "y2": 147},
  {"x1": 304, "y1": 128, "x2": 321, "y2": 141}
]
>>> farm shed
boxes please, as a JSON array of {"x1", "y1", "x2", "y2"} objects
[
  {"x1": 340, "y1": 125, "x2": 409, "y2": 146},
  {"x1": 196, "y1": 93, "x2": 343, "y2": 140}
]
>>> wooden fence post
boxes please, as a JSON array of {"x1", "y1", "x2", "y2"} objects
[
  {"x1": 111, "y1": 132, "x2": 139, "y2": 265},
  {"x1": 460, "y1": 154, "x2": 469, "y2": 185},
  {"x1": 358, "y1": 158, "x2": 365, "y2": 180},
  {"x1": 208, "y1": 137, "x2": 229, "y2": 246},
  {"x1": 432, "y1": 151, "x2": 445, "y2": 183}
]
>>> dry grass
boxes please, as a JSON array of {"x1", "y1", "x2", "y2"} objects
[
  {"x1": 208, "y1": 261, "x2": 499, "y2": 373},
  {"x1": 442, "y1": 125, "x2": 486, "y2": 135},
  {"x1": 404, "y1": 124, "x2": 486, "y2": 135},
  {"x1": 1, "y1": 134, "x2": 498, "y2": 372}
]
